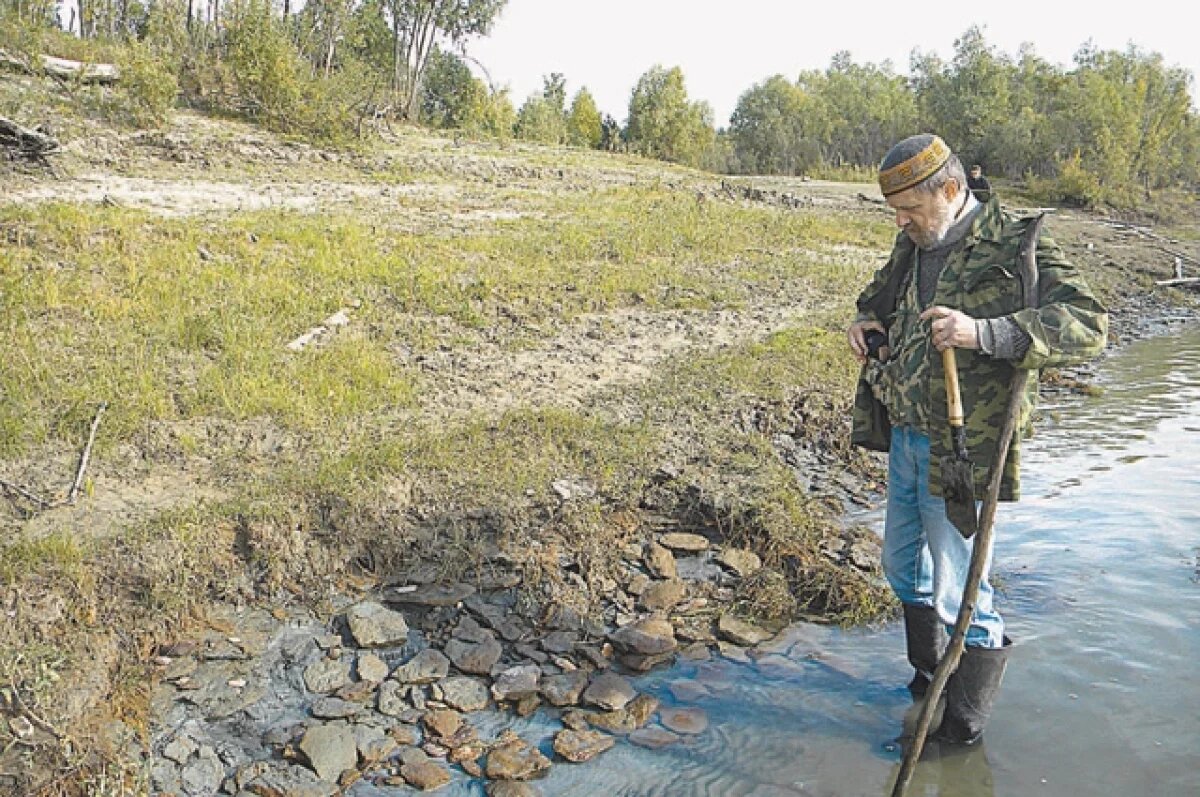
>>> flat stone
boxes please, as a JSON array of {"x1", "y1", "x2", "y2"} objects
[
  {"x1": 401, "y1": 759, "x2": 452, "y2": 791},
  {"x1": 659, "y1": 707, "x2": 709, "y2": 735},
  {"x1": 540, "y1": 630, "x2": 578, "y2": 654},
  {"x1": 609, "y1": 617, "x2": 677, "y2": 656},
  {"x1": 356, "y1": 652, "x2": 390, "y2": 683},
  {"x1": 377, "y1": 680, "x2": 409, "y2": 716},
  {"x1": 444, "y1": 636, "x2": 502, "y2": 675},
  {"x1": 491, "y1": 664, "x2": 540, "y2": 702},
  {"x1": 618, "y1": 651, "x2": 675, "y2": 672},
  {"x1": 644, "y1": 542, "x2": 677, "y2": 579},
  {"x1": 539, "y1": 670, "x2": 588, "y2": 707},
  {"x1": 389, "y1": 583, "x2": 475, "y2": 608},
  {"x1": 389, "y1": 725, "x2": 419, "y2": 746},
  {"x1": 553, "y1": 729, "x2": 615, "y2": 763},
  {"x1": 674, "y1": 554, "x2": 725, "y2": 582},
  {"x1": 335, "y1": 679, "x2": 377, "y2": 703},
  {"x1": 582, "y1": 671, "x2": 635, "y2": 711},
  {"x1": 514, "y1": 643, "x2": 548, "y2": 664},
  {"x1": 716, "y1": 547, "x2": 762, "y2": 577},
  {"x1": 243, "y1": 763, "x2": 339, "y2": 797},
  {"x1": 344, "y1": 602, "x2": 409, "y2": 648},
  {"x1": 668, "y1": 680, "x2": 712, "y2": 702},
  {"x1": 304, "y1": 658, "x2": 352, "y2": 694},
  {"x1": 626, "y1": 573, "x2": 650, "y2": 596},
  {"x1": 658, "y1": 533, "x2": 710, "y2": 552},
  {"x1": 393, "y1": 649, "x2": 450, "y2": 684},
  {"x1": 717, "y1": 614, "x2": 773, "y2": 647},
  {"x1": 639, "y1": 579, "x2": 686, "y2": 612},
  {"x1": 353, "y1": 725, "x2": 396, "y2": 764},
  {"x1": 440, "y1": 677, "x2": 490, "y2": 712},
  {"x1": 755, "y1": 653, "x2": 807, "y2": 678},
  {"x1": 452, "y1": 615, "x2": 492, "y2": 643},
  {"x1": 487, "y1": 782, "x2": 540, "y2": 797},
  {"x1": 162, "y1": 735, "x2": 196, "y2": 764},
  {"x1": 180, "y1": 745, "x2": 223, "y2": 795},
  {"x1": 629, "y1": 727, "x2": 681, "y2": 749},
  {"x1": 626, "y1": 693, "x2": 659, "y2": 728},
  {"x1": 551, "y1": 477, "x2": 596, "y2": 501},
  {"x1": 298, "y1": 725, "x2": 357, "y2": 783},
  {"x1": 515, "y1": 694, "x2": 541, "y2": 717},
  {"x1": 310, "y1": 697, "x2": 361, "y2": 719},
  {"x1": 422, "y1": 709, "x2": 463, "y2": 741},
  {"x1": 485, "y1": 738, "x2": 551, "y2": 781},
  {"x1": 583, "y1": 708, "x2": 636, "y2": 734},
  {"x1": 717, "y1": 640, "x2": 753, "y2": 663}
]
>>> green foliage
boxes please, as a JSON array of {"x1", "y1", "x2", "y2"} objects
[
  {"x1": 723, "y1": 29, "x2": 1198, "y2": 206},
  {"x1": 626, "y1": 65, "x2": 715, "y2": 168},
  {"x1": 566, "y1": 88, "x2": 602, "y2": 148},
  {"x1": 420, "y1": 47, "x2": 487, "y2": 129},
  {"x1": 516, "y1": 94, "x2": 565, "y2": 144},
  {"x1": 730, "y1": 75, "x2": 822, "y2": 175},
  {"x1": 110, "y1": 43, "x2": 178, "y2": 127},
  {"x1": 223, "y1": 3, "x2": 305, "y2": 127},
  {"x1": 469, "y1": 86, "x2": 517, "y2": 138}
]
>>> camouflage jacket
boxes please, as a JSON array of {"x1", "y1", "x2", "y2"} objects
[{"x1": 850, "y1": 195, "x2": 1108, "y2": 501}]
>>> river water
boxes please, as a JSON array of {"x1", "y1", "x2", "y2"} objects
[{"x1": 452, "y1": 327, "x2": 1200, "y2": 797}]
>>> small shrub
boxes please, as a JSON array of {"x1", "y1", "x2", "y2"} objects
[{"x1": 111, "y1": 43, "x2": 178, "y2": 127}]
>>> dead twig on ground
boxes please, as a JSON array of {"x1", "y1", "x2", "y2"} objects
[
  {"x1": 0, "y1": 479, "x2": 53, "y2": 509},
  {"x1": 67, "y1": 403, "x2": 107, "y2": 505},
  {"x1": 2, "y1": 665, "x2": 66, "y2": 742},
  {"x1": 1, "y1": 402, "x2": 107, "y2": 512}
]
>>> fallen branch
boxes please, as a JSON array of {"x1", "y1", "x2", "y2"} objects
[
  {"x1": 1155, "y1": 277, "x2": 1200, "y2": 288},
  {"x1": 40, "y1": 54, "x2": 120, "y2": 85},
  {"x1": 0, "y1": 48, "x2": 120, "y2": 84},
  {"x1": 286, "y1": 308, "x2": 352, "y2": 352},
  {"x1": 67, "y1": 402, "x2": 107, "y2": 504},
  {"x1": 0, "y1": 478, "x2": 52, "y2": 509},
  {"x1": 0, "y1": 115, "x2": 60, "y2": 160}
]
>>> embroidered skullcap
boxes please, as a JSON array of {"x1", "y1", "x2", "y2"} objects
[{"x1": 878, "y1": 134, "x2": 951, "y2": 197}]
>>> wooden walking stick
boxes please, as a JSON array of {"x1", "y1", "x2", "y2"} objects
[{"x1": 890, "y1": 215, "x2": 1044, "y2": 797}]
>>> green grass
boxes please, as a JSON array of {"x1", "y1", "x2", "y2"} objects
[{"x1": 0, "y1": 187, "x2": 893, "y2": 458}]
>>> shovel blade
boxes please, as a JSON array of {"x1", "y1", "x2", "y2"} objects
[{"x1": 941, "y1": 456, "x2": 979, "y2": 538}]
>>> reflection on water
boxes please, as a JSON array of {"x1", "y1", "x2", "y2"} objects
[{"x1": 524, "y1": 329, "x2": 1200, "y2": 797}]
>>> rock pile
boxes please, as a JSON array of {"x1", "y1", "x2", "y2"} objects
[{"x1": 149, "y1": 532, "x2": 797, "y2": 795}]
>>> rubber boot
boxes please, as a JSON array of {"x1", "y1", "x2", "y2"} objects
[
  {"x1": 903, "y1": 603, "x2": 944, "y2": 699},
  {"x1": 935, "y1": 637, "x2": 1012, "y2": 745}
]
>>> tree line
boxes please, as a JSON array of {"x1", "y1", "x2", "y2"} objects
[
  {"x1": 728, "y1": 28, "x2": 1199, "y2": 207},
  {"x1": 2, "y1": 3, "x2": 1197, "y2": 207}
]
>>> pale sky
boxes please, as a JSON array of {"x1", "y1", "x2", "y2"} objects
[{"x1": 468, "y1": 0, "x2": 1198, "y2": 126}]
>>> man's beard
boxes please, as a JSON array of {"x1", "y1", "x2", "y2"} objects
[{"x1": 907, "y1": 200, "x2": 956, "y2": 250}]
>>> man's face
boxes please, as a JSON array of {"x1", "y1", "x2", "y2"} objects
[
  {"x1": 970, "y1": 167, "x2": 982, "y2": 179},
  {"x1": 885, "y1": 180, "x2": 960, "y2": 249}
]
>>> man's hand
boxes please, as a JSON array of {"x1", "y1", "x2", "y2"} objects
[
  {"x1": 920, "y1": 306, "x2": 979, "y2": 351},
  {"x1": 848, "y1": 319, "x2": 885, "y2": 364}
]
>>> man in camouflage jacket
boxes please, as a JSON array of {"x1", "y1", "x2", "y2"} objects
[{"x1": 847, "y1": 134, "x2": 1107, "y2": 744}]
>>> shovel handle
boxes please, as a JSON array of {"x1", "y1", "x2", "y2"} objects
[{"x1": 942, "y1": 348, "x2": 964, "y2": 428}]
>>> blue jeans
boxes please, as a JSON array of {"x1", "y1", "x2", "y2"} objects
[{"x1": 882, "y1": 425, "x2": 1005, "y2": 648}]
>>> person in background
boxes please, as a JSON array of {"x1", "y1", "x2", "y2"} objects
[
  {"x1": 847, "y1": 134, "x2": 1107, "y2": 744},
  {"x1": 967, "y1": 164, "x2": 992, "y2": 201}
]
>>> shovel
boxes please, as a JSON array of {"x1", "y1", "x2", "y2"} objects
[{"x1": 940, "y1": 348, "x2": 979, "y2": 538}]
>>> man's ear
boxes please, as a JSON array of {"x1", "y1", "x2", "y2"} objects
[{"x1": 943, "y1": 178, "x2": 961, "y2": 202}]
